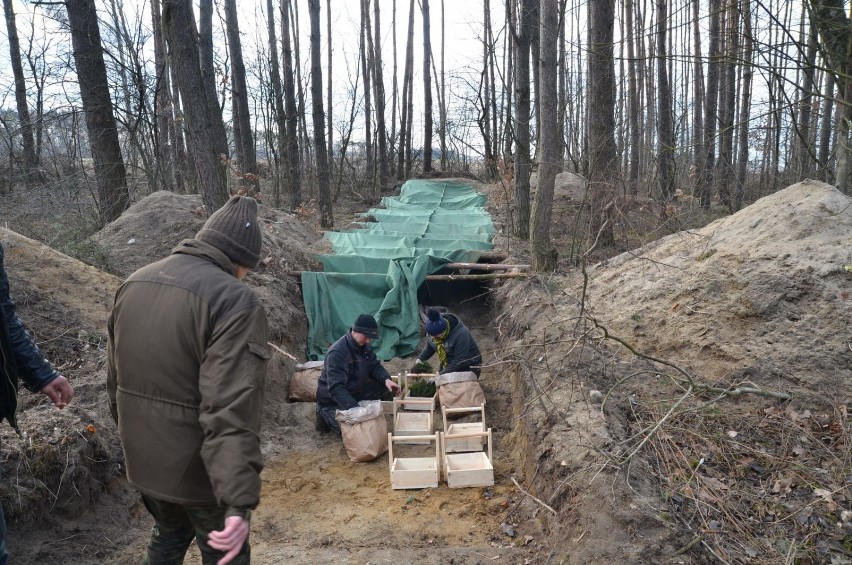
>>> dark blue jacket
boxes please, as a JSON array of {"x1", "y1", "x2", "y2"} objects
[
  {"x1": 316, "y1": 331, "x2": 390, "y2": 409},
  {"x1": 0, "y1": 242, "x2": 59, "y2": 430},
  {"x1": 417, "y1": 313, "x2": 482, "y2": 376}
]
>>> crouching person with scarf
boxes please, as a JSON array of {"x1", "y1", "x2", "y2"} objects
[{"x1": 413, "y1": 308, "x2": 485, "y2": 411}]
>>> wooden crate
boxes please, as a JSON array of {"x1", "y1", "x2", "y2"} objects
[
  {"x1": 440, "y1": 429, "x2": 494, "y2": 488},
  {"x1": 442, "y1": 404, "x2": 486, "y2": 452},
  {"x1": 388, "y1": 433, "x2": 440, "y2": 489},
  {"x1": 392, "y1": 398, "x2": 434, "y2": 444}
]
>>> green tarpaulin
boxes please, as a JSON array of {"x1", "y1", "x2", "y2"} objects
[{"x1": 301, "y1": 179, "x2": 495, "y2": 361}]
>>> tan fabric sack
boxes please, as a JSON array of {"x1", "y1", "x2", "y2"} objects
[
  {"x1": 288, "y1": 367, "x2": 321, "y2": 402},
  {"x1": 438, "y1": 381, "x2": 486, "y2": 413},
  {"x1": 338, "y1": 414, "x2": 388, "y2": 462}
]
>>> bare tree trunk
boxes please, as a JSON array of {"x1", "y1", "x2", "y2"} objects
[
  {"x1": 698, "y1": 0, "x2": 721, "y2": 208},
  {"x1": 716, "y1": 0, "x2": 737, "y2": 210},
  {"x1": 625, "y1": 0, "x2": 639, "y2": 196},
  {"x1": 225, "y1": 0, "x2": 259, "y2": 196},
  {"x1": 557, "y1": 0, "x2": 567, "y2": 166},
  {"x1": 513, "y1": 0, "x2": 534, "y2": 240},
  {"x1": 168, "y1": 43, "x2": 188, "y2": 194},
  {"x1": 198, "y1": 0, "x2": 223, "y2": 120},
  {"x1": 810, "y1": 0, "x2": 852, "y2": 190},
  {"x1": 2, "y1": 0, "x2": 38, "y2": 186},
  {"x1": 266, "y1": 0, "x2": 287, "y2": 207},
  {"x1": 587, "y1": 0, "x2": 616, "y2": 246},
  {"x1": 163, "y1": 0, "x2": 228, "y2": 212},
  {"x1": 66, "y1": 0, "x2": 130, "y2": 225},
  {"x1": 480, "y1": 0, "x2": 496, "y2": 181},
  {"x1": 532, "y1": 0, "x2": 558, "y2": 271},
  {"x1": 795, "y1": 15, "x2": 818, "y2": 179},
  {"x1": 308, "y1": 0, "x2": 333, "y2": 227},
  {"x1": 422, "y1": 0, "x2": 433, "y2": 172},
  {"x1": 361, "y1": 0, "x2": 375, "y2": 195},
  {"x1": 282, "y1": 0, "x2": 302, "y2": 209},
  {"x1": 373, "y1": 0, "x2": 389, "y2": 188},
  {"x1": 439, "y1": 0, "x2": 447, "y2": 170},
  {"x1": 398, "y1": 0, "x2": 415, "y2": 179},
  {"x1": 691, "y1": 0, "x2": 704, "y2": 176},
  {"x1": 734, "y1": 0, "x2": 752, "y2": 210},
  {"x1": 291, "y1": 2, "x2": 311, "y2": 180},
  {"x1": 326, "y1": 0, "x2": 333, "y2": 172},
  {"x1": 151, "y1": 0, "x2": 174, "y2": 193},
  {"x1": 817, "y1": 72, "x2": 835, "y2": 182},
  {"x1": 390, "y1": 0, "x2": 398, "y2": 178},
  {"x1": 655, "y1": 0, "x2": 675, "y2": 201}
]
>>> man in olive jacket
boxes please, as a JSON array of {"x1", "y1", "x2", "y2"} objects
[{"x1": 107, "y1": 196, "x2": 269, "y2": 565}]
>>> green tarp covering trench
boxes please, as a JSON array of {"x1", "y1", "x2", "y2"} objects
[{"x1": 301, "y1": 179, "x2": 496, "y2": 361}]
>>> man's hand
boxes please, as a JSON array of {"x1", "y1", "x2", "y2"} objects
[
  {"x1": 40, "y1": 375, "x2": 74, "y2": 409},
  {"x1": 385, "y1": 378, "x2": 402, "y2": 397},
  {"x1": 208, "y1": 515, "x2": 249, "y2": 565}
]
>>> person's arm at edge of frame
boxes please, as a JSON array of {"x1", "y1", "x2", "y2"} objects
[
  {"x1": 0, "y1": 242, "x2": 73, "y2": 409},
  {"x1": 199, "y1": 304, "x2": 269, "y2": 565}
]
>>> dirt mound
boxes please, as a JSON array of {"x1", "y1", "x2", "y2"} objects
[
  {"x1": 91, "y1": 190, "x2": 323, "y2": 352},
  {"x1": 495, "y1": 179, "x2": 852, "y2": 563},
  {"x1": 586, "y1": 179, "x2": 852, "y2": 398}
]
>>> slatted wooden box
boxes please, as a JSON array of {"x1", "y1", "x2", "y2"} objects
[
  {"x1": 388, "y1": 433, "x2": 440, "y2": 489},
  {"x1": 392, "y1": 398, "x2": 434, "y2": 445},
  {"x1": 441, "y1": 429, "x2": 494, "y2": 488},
  {"x1": 441, "y1": 404, "x2": 486, "y2": 453}
]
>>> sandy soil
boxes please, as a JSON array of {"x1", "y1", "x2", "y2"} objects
[{"x1": 0, "y1": 178, "x2": 850, "y2": 564}]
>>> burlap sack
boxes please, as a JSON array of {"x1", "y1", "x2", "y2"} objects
[
  {"x1": 288, "y1": 367, "x2": 321, "y2": 402},
  {"x1": 339, "y1": 414, "x2": 388, "y2": 462},
  {"x1": 437, "y1": 372, "x2": 485, "y2": 415}
]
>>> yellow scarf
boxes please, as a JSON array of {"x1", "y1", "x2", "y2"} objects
[{"x1": 432, "y1": 324, "x2": 451, "y2": 370}]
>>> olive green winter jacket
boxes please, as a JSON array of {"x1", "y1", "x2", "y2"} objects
[{"x1": 107, "y1": 239, "x2": 269, "y2": 519}]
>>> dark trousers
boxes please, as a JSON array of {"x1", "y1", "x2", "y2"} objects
[{"x1": 141, "y1": 494, "x2": 250, "y2": 565}]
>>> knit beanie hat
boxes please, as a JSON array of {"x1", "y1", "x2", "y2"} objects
[
  {"x1": 196, "y1": 195, "x2": 262, "y2": 269},
  {"x1": 352, "y1": 313, "x2": 380, "y2": 338},
  {"x1": 424, "y1": 308, "x2": 448, "y2": 336}
]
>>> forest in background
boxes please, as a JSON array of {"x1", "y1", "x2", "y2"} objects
[{"x1": 0, "y1": 0, "x2": 849, "y2": 270}]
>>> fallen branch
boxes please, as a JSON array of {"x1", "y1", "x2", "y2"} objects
[
  {"x1": 424, "y1": 272, "x2": 529, "y2": 281},
  {"x1": 441, "y1": 262, "x2": 530, "y2": 271},
  {"x1": 268, "y1": 342, "x2": 296, "y2": 360},
  {"x1": 510, "y1": 476, "x2": 558, "y2": 516}
]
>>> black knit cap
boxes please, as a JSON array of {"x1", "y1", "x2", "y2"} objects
[
  {"x1": 196, "y1": 195, "x2": 262, "y2": 268},
  {"x1": 352, "y1": 313, "x2": 379, "y2": 338}
]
